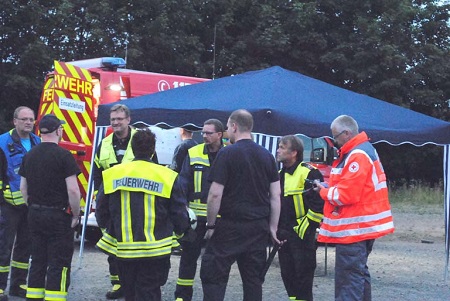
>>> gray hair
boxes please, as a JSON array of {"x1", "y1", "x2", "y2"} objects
[
  {"x1": 331, "y1": 115, "x2": 358, "y2": 135},
  {"x1": 14, "y1": 106, "x2": 34, "y2": 118},
  {"x1": 280, "y1": 135, "x2": 304, "y2": 162}
]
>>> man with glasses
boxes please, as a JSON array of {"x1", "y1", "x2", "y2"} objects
[
  {"x1": 175, "y1": 119, "x2": 224, "y2": 301},
  {"x1": 314, "y1": 115, "x2": 394, "y2": 301},
  {"x1": 0, "y1": 106, "x2": 40, "y2": 300},
  {"x1": 93, "y1": 104, "x2": 158, "y2": 299}
]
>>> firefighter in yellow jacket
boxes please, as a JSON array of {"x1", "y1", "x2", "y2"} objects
[
  {"x1": 276, "y1": 135, "x2": 324, "y2": 301},
  {"x1": 93, "y1": 104, "x2": 159, "y2": 299},
  {"x1": 96, "y1": 129, "x2": 191, "y2": 301},
  {"x1": 175, "y1": 119, "x2": 224, "y2": 301}
]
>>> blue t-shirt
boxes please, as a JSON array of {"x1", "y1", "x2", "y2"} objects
[{"x1": 21, "y1": 138, "x2": 31, "y2": 152}]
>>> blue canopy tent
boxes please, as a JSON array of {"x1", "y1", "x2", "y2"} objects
[{"x1": 95, "y1": 66, "x2": 450, "y2": 277}]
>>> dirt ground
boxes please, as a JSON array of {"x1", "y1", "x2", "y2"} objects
[{"x1": 7, "y1": 203, "x2": 450, "y2": 301}]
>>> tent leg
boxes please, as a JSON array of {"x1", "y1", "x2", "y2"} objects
[{"x1": 77, "y1": 191, "x2": 92, "y2": 269}]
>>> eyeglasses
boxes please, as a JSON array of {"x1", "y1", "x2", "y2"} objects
[
  {"x1": 333, "y1": 130, "x2": 346, "y2": 140},
  {"x1": 110, "y1": 117, "x2": 127, "y2": 122},
  {"x1": 15, "y1": 117, "x2": 35, "y2": 123},
  {"x1": 201, "y1": 131, "x2": 218, "y2": 136}
]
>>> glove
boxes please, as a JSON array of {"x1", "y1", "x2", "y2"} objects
[{"x1": 293, "y1": 216, "x2": 310, "y2": 240}]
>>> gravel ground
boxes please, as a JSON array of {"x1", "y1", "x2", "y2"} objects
[{"x1": 7, "y1": 203, "x2": 450, "y2": 301}]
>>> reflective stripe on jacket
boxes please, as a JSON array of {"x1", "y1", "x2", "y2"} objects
[
  {"x1": 187, "y1": 144, "x2": 209, "y2": 216},
  {"x1": 318, "y1": 132, "x2": 394, "y2": 244},
  {"x1": 95, "y1": 128, "x2": 136, "y2": 170},
  {"x1": 0, "y1": 129, "x2": 40, "y2": 205},
  {"x1": 284, "y1": 163, "x2": 323, "y2": 223},
  {"x1": 99, "y1": 160, "x2": 178, "y2": 259}
]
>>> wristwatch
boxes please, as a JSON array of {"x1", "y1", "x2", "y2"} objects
[{"x1": 206, "y1": 222, "x2": 216, "y2": 230}]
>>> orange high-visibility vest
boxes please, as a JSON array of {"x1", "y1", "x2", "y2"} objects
[{"x1": 317, "y1": 132, "x2": 394, "y2": 244}]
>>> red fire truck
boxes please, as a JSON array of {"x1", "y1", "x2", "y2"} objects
[{"x1": 37, "y1": 57, "x2": 209, "y2": 240}]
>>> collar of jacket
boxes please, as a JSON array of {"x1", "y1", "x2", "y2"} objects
[
  {"x1": 202, "y1": 142, "x2": 225, "y2": 155},
  {"x1": 9, "y1": 128, "x2": 37, "y2": 146},
  {"x1": 282, "y1": 160, "x2": 301, "y2": 175},
  {"x1": 338, "y1": 131, "x2": 370, "y2": 157}
]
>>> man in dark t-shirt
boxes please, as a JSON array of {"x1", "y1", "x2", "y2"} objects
[
  {"x1": 200, "y1": 109, "x2": 281, "y2": 301},
  {"x1": 19, "y1": 114, "x2": 80, "y2": 301}
]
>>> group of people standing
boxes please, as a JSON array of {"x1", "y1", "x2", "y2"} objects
[{"x1": 0, "y1": 104, "x2": 394, "y2": 301}]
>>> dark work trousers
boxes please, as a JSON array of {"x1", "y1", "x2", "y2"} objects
[
  {"x1": 335, "y1": 239, "x2": 375, "y2": 301},
  {"x1": 200, "y1": 218, "x2": 269, "y2": 301},
  {"x1": 175, "y1": 221, "x2": 207, "y2": 301},
  {"x1": 278, "y1": 229, "x2": 317, "y2": 301},
  {"x1": 108, "y1": 255, "x2": 121, "y2": 286},
  {"x1": 26, "y1": 206, "x2": 74, "y2": 301},
  {"x1": 116, "y1": 256, "x2": 170, "y2": 301},
  {"x1": 0, "y1": 203, "x2": 30, "y2": 291}
]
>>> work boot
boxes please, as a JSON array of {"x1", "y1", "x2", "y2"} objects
[
  {"x1": 0, "y1": 289, "x2": 8, "y2": 301},
  {"x1": 105, "y1": 284, "x2": 124, "y2": 299},
  {"x1": 9, "y1": 284, "x2": 27, "y2": 298}
]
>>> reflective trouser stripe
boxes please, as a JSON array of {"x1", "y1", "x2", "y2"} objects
[
  {"x1": 110, "y1": 274, "x2": 120, "y2": 282},
  {"x1": 26, "y1": 287, "x2": 45, "y2": 299},
  {"x1": 11, "y1": 260, "x2": 29, "y2": 270},
  {"x1": 176, "y1": 278, "x2": 194, "y2": 286},
  {"x1": 45, "y1": 289, "x2": 68, "y2": 300}
]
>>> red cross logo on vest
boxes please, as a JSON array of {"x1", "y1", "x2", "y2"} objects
[{"x1": 349, "y1": 162, "x2": 359, "y2": 173}]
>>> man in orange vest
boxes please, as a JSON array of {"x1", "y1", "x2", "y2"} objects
[{"x1": 314, "y1": 115, "x2": 394, "y2": 301}]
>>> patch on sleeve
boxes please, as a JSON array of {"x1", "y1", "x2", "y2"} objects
[{"x1": 348, "y1": 162, "x2": 359, "y2": 173}]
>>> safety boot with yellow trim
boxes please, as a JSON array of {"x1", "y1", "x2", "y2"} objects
[
  {"x1": 105, "y1": 284, "x2": 124, "y2": 299},
  {"x1": 9, "y1": 284, "x2": 27, "y2": 298},
  {"x1": 0, "y1": 289, "x2": 8, "y2": 301}
]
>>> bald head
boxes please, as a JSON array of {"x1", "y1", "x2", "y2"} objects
[{"x1": 229, "y1": 109, "x2": 253, "y2": 133}]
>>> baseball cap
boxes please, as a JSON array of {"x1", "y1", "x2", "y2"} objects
[{"x1": 39, "y1": 114, "x2": 66, "y2": 134}]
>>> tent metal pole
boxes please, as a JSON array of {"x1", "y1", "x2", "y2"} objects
[
  {"x1": 444, "y1": 145, "x2": 450, "y2": 281},
  {"x1": 77, "y1": 126, "x2": 107, "y2": 269}
]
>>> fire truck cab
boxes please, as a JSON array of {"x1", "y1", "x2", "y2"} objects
[{"x1": 298, "y1": 135, "x2": 337, "y2": 181}]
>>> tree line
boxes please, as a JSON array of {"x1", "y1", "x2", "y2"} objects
[{"x1": 1, "y1": 0, "x2": 449, "y2": 184}]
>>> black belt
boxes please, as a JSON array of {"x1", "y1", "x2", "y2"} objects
[{"x1": 30, "y1": 204, "x2": 65, "y2": 211}]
